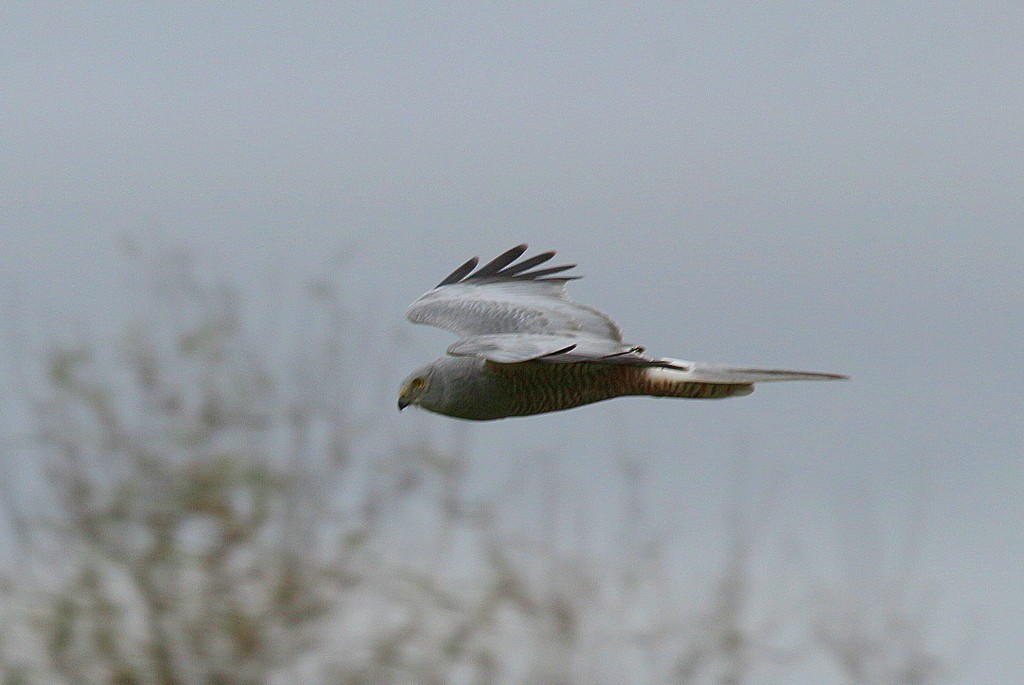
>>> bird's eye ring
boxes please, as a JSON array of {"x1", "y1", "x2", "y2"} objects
[{"x1": 411, "y1": 377, "x2": 425, "y2": 390}]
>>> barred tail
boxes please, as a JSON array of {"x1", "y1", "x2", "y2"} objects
[{"x1": 640, "y1": 366, "x2": 754, "y2": 400}]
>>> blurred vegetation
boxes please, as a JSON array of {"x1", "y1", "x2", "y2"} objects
[{"x1": 0, "y1": 248, "x2": 957, "y2": 685}]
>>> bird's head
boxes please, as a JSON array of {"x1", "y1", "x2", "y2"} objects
[{"x1": 398, "y1": 363, "x2": 436, "y2": 411}]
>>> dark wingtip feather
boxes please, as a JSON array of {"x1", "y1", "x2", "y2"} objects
[
  {"x1": 471, "y1": 244, "x2": 529, "y2": 278},
  {"x1": 517, "y1": 264, "x2": 576, "y2": 279},
  {"x1": 434, "y1": 245, "x2": 579, "y2": 287},
  {"x1": 501, "y1": 250, "x2": 556, "y2": 276},
  {"x1": 437, "y1": 256, "x2": 479, "y2": 287},
  {"x1": 539, "y1": 343, "x2": 577, "y2": 358}
]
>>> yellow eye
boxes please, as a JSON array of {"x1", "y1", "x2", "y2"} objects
[{"x1": 410, "y1": 377, "x2": 425, "y2": 390}]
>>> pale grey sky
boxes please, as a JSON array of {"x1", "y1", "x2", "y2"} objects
[{"x1": 2, "y1": 3, "x2": 1022, "y2": 683}]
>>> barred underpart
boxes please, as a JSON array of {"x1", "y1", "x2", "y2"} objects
[{"x1": 484, "y1": 362, "x2": 752, "y2": 418}]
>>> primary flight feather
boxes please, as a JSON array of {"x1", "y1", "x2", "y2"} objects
[{"x1": 399, "y1": 245, "x2": 847, "y2": 420}]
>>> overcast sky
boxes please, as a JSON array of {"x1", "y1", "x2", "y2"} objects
[{"x1": 2, "y1": 3, "x2": 1022, "y2": 683}]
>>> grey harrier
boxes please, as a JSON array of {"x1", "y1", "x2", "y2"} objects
[{"x1": 399, "y1": 245, "x2": 846, "y2": 420}]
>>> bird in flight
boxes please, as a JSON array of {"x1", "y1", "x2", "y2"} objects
[{"x1": 399, "y1": 245, "x2": 847, "y2": 420}]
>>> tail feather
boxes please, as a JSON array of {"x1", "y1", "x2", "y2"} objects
[{"x1": 649, "y1": 359, "x2": 849, "y2": 384}]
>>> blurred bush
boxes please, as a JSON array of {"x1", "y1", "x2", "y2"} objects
[{"x1": 0, "y1": 247, "x2": 954, "y2": 685}]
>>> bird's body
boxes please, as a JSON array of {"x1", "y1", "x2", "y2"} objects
[
  {"x1": 399, "y1": 245, "x2": 846, "y2": 420},
  {"x1": 412, "y1": 356, "x2": 755, "y2": 420}
]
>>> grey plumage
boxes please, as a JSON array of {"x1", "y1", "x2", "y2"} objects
[{"x1": 399, "y1": 245, "x2": 847, "y2": 420}]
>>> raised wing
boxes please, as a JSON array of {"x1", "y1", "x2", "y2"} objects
[{"x1": 406, "y1": 245, "x2": 623, "y2": 342}]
